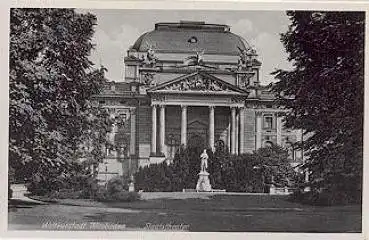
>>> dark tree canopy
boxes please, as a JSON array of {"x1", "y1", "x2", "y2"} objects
[
  {"x1": 9, "y1": 8, "x2": 109, "y2": 181},
  {"x1": 273, "y1": 11, "x2": 364, "y2": 197}
]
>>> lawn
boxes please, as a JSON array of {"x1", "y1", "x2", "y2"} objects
[{"x1": 9, "y1": 193, "x2": 362, "y2": 232}]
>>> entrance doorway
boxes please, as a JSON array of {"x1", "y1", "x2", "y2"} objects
[{"x1": 188, "y1": 134, "x2": 206, "y2": 151}]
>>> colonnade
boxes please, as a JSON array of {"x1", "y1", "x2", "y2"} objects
[{"x1": 150, "y1": 105, "x2": 246, "y2": 156}]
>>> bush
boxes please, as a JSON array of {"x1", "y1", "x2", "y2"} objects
[
  {"x1": 290, "y1": 174, "x2": 362, "y2": 206},
  {"x1": 26, "y1": 161, "x2": 99, "y2": 198},
  {"x1": 135, "y1": 162, "x2": 175, "y2": 191},
  {"x1": 134, "y1": 145, "x2": 299, "y2": 192},
  {"x1": 106, "y1": 176, "x2": 128, "y2": 193},
  {"x1": 94, "y1": 176, "x2": 140, "y2": 202},
  {"x1": 215, "y1": 153, "x2": 265, "y2": 192}
]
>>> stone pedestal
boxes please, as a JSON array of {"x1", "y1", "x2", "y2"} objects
[
  {"x1": 269, "y1": 184, "x2": 276, "y2": 194},
  {"x1": 196, "y1": 171, "x2": 212, "y2": 192},
  {"x1": 128, "y1": 182, "x2": 135, "y2": 192}
]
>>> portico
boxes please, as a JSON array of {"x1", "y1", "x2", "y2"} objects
[{"x1": 147, "y1": 71, "x2": 249, "y2": 157}]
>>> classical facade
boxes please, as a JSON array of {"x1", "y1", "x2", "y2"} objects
[{"x1": 93, "y1": 21, "x2": 303, "y2": 183}]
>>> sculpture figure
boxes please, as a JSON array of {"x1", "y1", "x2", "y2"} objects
[
  {"x1": 200, "y1": 149, "x2": 209, "y2": 172},
  {"x1": 237, "y1": 46, "x2": 257, "y2": 70},
  {"x1": 140, "y1": 46, "x2": 158, "y2": 67}
]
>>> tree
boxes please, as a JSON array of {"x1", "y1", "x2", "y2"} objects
[
  {"x1": 9, "y1": 9, "x2": 108, "y2": 185},
  {"x1": 272, "y1": 11, "x2": 364, "y2": 202},
  {"x1": 252, "y1": 145, "x2": 299, "y2": 188}
]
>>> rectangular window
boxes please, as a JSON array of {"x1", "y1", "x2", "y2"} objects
[{"x1": 263, "y1": 115, "x2": 274, "y2": 129}]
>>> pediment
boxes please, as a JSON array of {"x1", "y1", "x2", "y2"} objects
[
  {"x1": 147, "y1": 72, "x2": 248, "y2": 95},
  {"x1": 188, "y1": 120, "x2": 207, "y2": 128}
]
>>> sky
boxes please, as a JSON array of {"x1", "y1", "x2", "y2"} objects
[{"x1": 83, "y1": 9, "x2": 293, "y2": 85}]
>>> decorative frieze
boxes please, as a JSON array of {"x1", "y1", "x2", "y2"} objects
[
  {"x1": 231, "y1": 96, "x2": 245, "y2": 104},
  {"x1": 163, "y1": 74, "x2": 231, "y2": 92}
]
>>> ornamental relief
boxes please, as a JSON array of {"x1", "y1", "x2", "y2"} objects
[
  {"x1": 150, "y1": 93, "x2": 165, "y2": 102},
  {"x1": 231, "y1": 96, "x2": 246, "y2": 104},
  {"x1": 141, "y1": 72, "x2": 156, "y2": 86},
  {"x1": 162, "y1": 74, "x2": 232, "y2": 92}
]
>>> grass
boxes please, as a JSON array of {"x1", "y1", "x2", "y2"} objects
[{"x1": 9, "y1": 194, "x2": 362, "y2": 232}]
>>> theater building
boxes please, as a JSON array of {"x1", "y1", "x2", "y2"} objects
[{"x1": 92, "y1": 21, "x2": 303, "y2": 183}]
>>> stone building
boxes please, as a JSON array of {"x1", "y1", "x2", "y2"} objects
[{"x1": 92, "y1": 21, "x2": 303, "y2": 183}]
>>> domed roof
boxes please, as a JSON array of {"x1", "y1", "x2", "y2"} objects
[{"x1": 131, "y1": 21, "x2": 251, "y2": 55}]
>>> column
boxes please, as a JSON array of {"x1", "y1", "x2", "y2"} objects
[
  {"x1": 129, "y1": 108, "x2": 136, "y2": 156},
  {"x1": 256, "y1": 112, "x2": 262, "y2": 149},
  {"x1": 276, "y1": 113, "x2": 282, "y2": 146},
  {"x1": 231, "y1": 107, "x2": 237, "y2": 154},
  {"x1": 227, "y1": 118, "x2": 231, "y2": 152},
  {"x1": 209, "y1": 106, "x2": 215, "y2": 151},
  {"x1": 235, "y1": 109, "x2": 239, "y2": 154},
  {"x1": 151, "y1": 105, "x2": 157, "y2": 155},
  {"x1": 159, "y1": 105, "x2": 166, "y2": 155},
  {"x1": 239, "y1": 107, "x2": 245, "y2": 154},
  {"x1": 181, "y1": 105, "x2": 187, "y2": 147}
]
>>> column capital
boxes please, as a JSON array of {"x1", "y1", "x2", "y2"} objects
[
  {"x1": 255, "y1": 111, "x2": 263, "y2": 117},
  {"x1": 181, "y1": 105, "x2": 188, "y2": 110}
]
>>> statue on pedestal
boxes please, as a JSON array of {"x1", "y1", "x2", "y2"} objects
[{"x1": 196, "y1": 149, "x2": 212, "y2": 192}]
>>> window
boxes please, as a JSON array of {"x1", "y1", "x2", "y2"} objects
[
  {"x1": 263, "y1": 114, "x2": 274, "y2": 129},
  {"x1": 131, "y1": 85, "x2": 137, "y2": 92},
  {"x1": 285, "y1": 142, "x2": 295, "y2": 161},
  {"x1": 167, "y1": 134, "x2": 179, "y2": 161},
  {"x1": 115, "y1": 113, "x2": 127, "y2": 127}
]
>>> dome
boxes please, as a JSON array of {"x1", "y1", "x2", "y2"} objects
[{"x1": 131, "y1": 21, "x2": 252, "y2": 55}]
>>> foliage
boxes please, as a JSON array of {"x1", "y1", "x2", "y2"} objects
[
  {"x1": 135, "y1": 145, "x2": 299, "y2": 192},
  {"x1": 26, "y1": 161, "x2": 97, "y2": 197},
  {"x1": 216, "y1": 153, "x2": 263, "y2": 192},
  {"x1": 289, "y1": 187, "x2": 361, "y2": 206},
  {"x1": 272, "y1": 11, "x2": 364, "y2": 203},
  {"x1": 9, "y1": 9, "x2": 110, "y2": 186},
  {"x1": 95, "y1": 176, "x2": 140, "y2": 202},
  {"x1": 135, "y1": 162, "x2": 175, "y2": 191},
  {"x1": 106, "y1": 176, "x2": 129, "y2": 193},
  {"x1": 252, "y1": 145, "x2": 301, "y2": 187}
]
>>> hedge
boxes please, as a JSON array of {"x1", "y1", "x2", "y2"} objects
[{"x1": 135, "y1": 145, "x2": 300, "y2": 192}]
